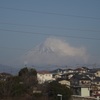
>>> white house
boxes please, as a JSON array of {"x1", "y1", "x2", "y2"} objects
[
  {"x1": 81, "y1": 87, "x2": 90, "y2": 97},
  {"x1": 74, "y1": 68, "x2": 87, "y2": 73},
  {"x1": 94, "y1": 70, "x2": 100, "y2": 77},
  {"x1": 58, "y1": 79, "x2": 70, "y2": 88},
  {"x1": 67, "y1": 69, "x2": 74, "y2": 73},
  {"x1": 37, "y1": 71, "x2": 55, "y2": 84}
]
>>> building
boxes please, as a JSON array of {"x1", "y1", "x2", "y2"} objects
[
  {"x1": 90, "y1": 69, "x2": 100, "y2": 77},
  {"x1": 70, "y1": 74, "x2": 91, "y2": 97},
  {"x1": 37, "y1": 71, "x2": 55, "y2": 84},
  {"x1": 58, "y1": 78, "x2": 70, "y2": 88}
]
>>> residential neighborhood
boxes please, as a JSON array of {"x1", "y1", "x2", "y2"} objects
[
  {"x1": 37, "y1": 67, "x2": 100, "y2": 99},
  {"x1": 0, "y1": 0, "x2": 100, "y2": 100},
  {"x1": 0, "y1": 66, "x2": 100, "y2": 100}
]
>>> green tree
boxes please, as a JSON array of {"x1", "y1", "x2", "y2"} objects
[
  {"x1": 47, "y1": 81, "x2": 72, "y2": 100},
  {"x1": 18, "y1": 67, "x2": 37, "y2": 77},
  {"x1": 28, "y1": 68, "x2": 37, "y2": 76},
  {"x1": 18, "y1": 67, "x2": 38, "y2": 93},
  {"x1": 18, "y1": 67, "x2": 28, "y2": 76},
  {"x1": 0, "y1": 67, "x2": 38, "y2": 99},
  {"x1": 0, "y1": 76, "x2": 26, "y2": 99}
]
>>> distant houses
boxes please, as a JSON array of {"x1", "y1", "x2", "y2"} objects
[
  {"x1": 0, "y1": 66, "x2": 100, "y2": 98},
  {"x1": 37, "y1": 67, "x2": 100, "y2": 98},
  {"x1": 0, "y1": 72, "x2": 12, "y2": 81}
]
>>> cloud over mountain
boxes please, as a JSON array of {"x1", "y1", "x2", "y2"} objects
[{"x1": 20, "y1": 37, "x2": 88, "y2": 66}]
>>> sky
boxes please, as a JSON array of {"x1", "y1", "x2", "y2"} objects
[{"x1": 0, "y1": 0, "x2": 100, "y2": 69}]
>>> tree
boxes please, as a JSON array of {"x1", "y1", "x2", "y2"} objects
[
  {"x1": 29, "y1": 68, "x2": 37, "y2": 76},
  {"x1": 18, "y1": 67, "x2": 38, "y2": 92},
  {"x1": 0, "y1": 76, "x2": 26, "y2": 99},
  {"x1": 0, "y1": 67, "x2": 38, "y2": 99},
  {"x1": 18, "y1": 67, "x2": 37, "y2": 77},
  {"x1": 18, "y1": 67, "x2": 28, "y2": 76},
  {"x1": 47, "y1": 81, "x2": 72, "y2": 100}
]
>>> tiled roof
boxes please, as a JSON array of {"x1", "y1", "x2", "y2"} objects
[
  {"x1": 38, "y1": 71, "x2": 50, "y2": 74},
  {"x1": 72, "y1": 74, "x2": 91, "y2": 80},
  {"x1": 93, "y1": 77, "x2": 100, "y2": 82}
]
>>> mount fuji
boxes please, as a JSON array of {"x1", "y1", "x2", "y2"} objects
[{"x1": 20, "y1": 37, "x2": 88, "y2": 68}]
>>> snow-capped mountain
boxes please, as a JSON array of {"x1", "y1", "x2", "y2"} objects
[{"x1": 20, "y1": 37, "x2": 88, "y2": 67}]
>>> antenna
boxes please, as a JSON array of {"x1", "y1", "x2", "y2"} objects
[
  {"x1": 93, "y1": 63, "x2": 96, "y2": 69},
  {"x1": 24, "y1": 61, "x2": 28, "y2": 67}
]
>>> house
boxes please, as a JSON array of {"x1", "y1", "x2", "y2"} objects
[
  {"x1": 74, "y1": 67, "x2": 88, "y2": 73},
  {"x1": 80, "y1": 87, "x2": 91, "y2": 97},
  {"x1": 61, "y1": 73, "x2": 74, "y2": 80},
  {"x1": 57, "y1": 78, "x2": 70, "y2": 88},
  {"x1": 94, "y1": 71, "x2": 100, "y2": 77},
  {"x1": 0, "y1": 72, "x2": 12, "y2": 81},
  {"x1": 92, "y1": 77, "x2": 100, "y2": 86},
  {"x1": 60, "y1": 68, "x2": 74, "y2": 74},
  {"x1": 37, "y1": 71, "x2": 55, "y2": 84},
  {"x1": 70, "y1": 74, "x2": 91, "y2": 87},
  {"x1": 82, "y1": 67, "x2": 90, "y2": 72},
  {"x1": 91, "y1": 77, "x2": 100, "y2": 96},
  {"x1": 70, "y1": 74, "x2": 91, "y2": 97},
  {"x1": 66, "y1": 69, "x2": 74, "y2": 73},
  {"x1": 52, "y1": 73, "x2": 61, "y2": 79},
  {"x1": 50, "y1": 68, "x2": 63, "y2": 74},
  {"x1": 71, "y1": 85, "x2": 91, "y2": 97},
  {"x1": 91, "y1": 90, "x2": 100, "y2": 98},
  {"x1": 50, "y1": 68, "x2": 64, "y2": 79},
  {"x1": 90, "y1": 69, "x2": 100, "y2": 77},
  {"x1": 85, "y1": 73, "x2": 96, "y2": 80}
]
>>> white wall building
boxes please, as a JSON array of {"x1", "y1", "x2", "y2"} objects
[
  {"x1": 58, "y1": 80, "x2": 70, "y2": 88},
  {"x1": 37, "y1": 71, "x2": 55, "y2": 84},
  {"x1": 81, "y1": 87, "x2": 90, "y2": 97},
  {"x1": 94, "y1": 70, "x2": 100, "y2": 77}
]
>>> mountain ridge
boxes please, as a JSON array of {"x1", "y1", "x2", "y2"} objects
[{"x1": 21, "y1": 38, "x2": 88, "y2": 67}]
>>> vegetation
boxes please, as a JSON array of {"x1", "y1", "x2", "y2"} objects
[
  {"x1": 18, "y1": 67, "x2": 38, "y2": 87},
  {"x1": 47, "y1": 81, "x2": 72, "y2": 100},
  {"x1": 0, "y1": 76, "x2": 26, "y2": 99},
  {"x1": 0, "y1": 67, "x2": 72, "y2": 100}
]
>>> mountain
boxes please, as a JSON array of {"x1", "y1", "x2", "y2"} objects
[{"x1": 20, "y1": 37, "x2": 88, "y2": 69}]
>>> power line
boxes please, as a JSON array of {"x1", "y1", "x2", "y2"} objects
[
  {"x1": 0, "y1": 46, "x2": 28, "y2": 51},
  {"x1": 0, "y1": 7, "x2": 100, "y2": 20},
  {"x1": 0, "y1": 28, "x2": 100, "y2": 40},
  {"x1": 0, "y1": 22, "x2": 100, "y2": 33},
  {"x1": 0, "y1": 46, "x2": 100, "y2": 57}
]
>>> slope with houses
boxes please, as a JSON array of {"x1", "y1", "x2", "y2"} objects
[
  {"x1": 37, "y1": 67, "x2": 100, "y2": 98},
  {"x1": 0, "y1": 66, "x2": 100, "y2": 99}
]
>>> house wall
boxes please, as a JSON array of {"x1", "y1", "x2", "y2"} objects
[
  {"x1": 59, "y1": 80, "x2": 70, "y2": 87},
  {"x1": 81, "y1": 87, "x2": 90, "y2": 97},
  {"x1": 37, "y1": 73, "x2": 54, "y2": 84},
  {"x1": 95, "y1": 71, "x2": 100, "y2": 77},
  {"x1": 93, "y1": 82, "x2": 100, "y2": 85},
  {"x1": 68, "y1": 74, "x2": 73, "y2": 79},
  {"x1": 79, "y1": 80, "x2": 91, "y2": 86}
]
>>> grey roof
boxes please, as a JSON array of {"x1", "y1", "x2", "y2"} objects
[
  {"x1": 93, "y1": 77, "x2": 100, "y2": 82},
  {"x1": 71, "y1": 73, "x2": 91, "y2": 80},
  {"x1": 84, "y1": 73, "x2": 95, "y2": 77},
  {"x1": 50, "y1": 68, "x2": 63, "y2": 73},
  {"x1": 89, "y1": 68, "x2": 100, "y2": 73}
]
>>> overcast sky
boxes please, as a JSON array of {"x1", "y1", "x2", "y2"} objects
[{"x1": 0, "y1": 0, "x2": 100, "y2": 69}]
